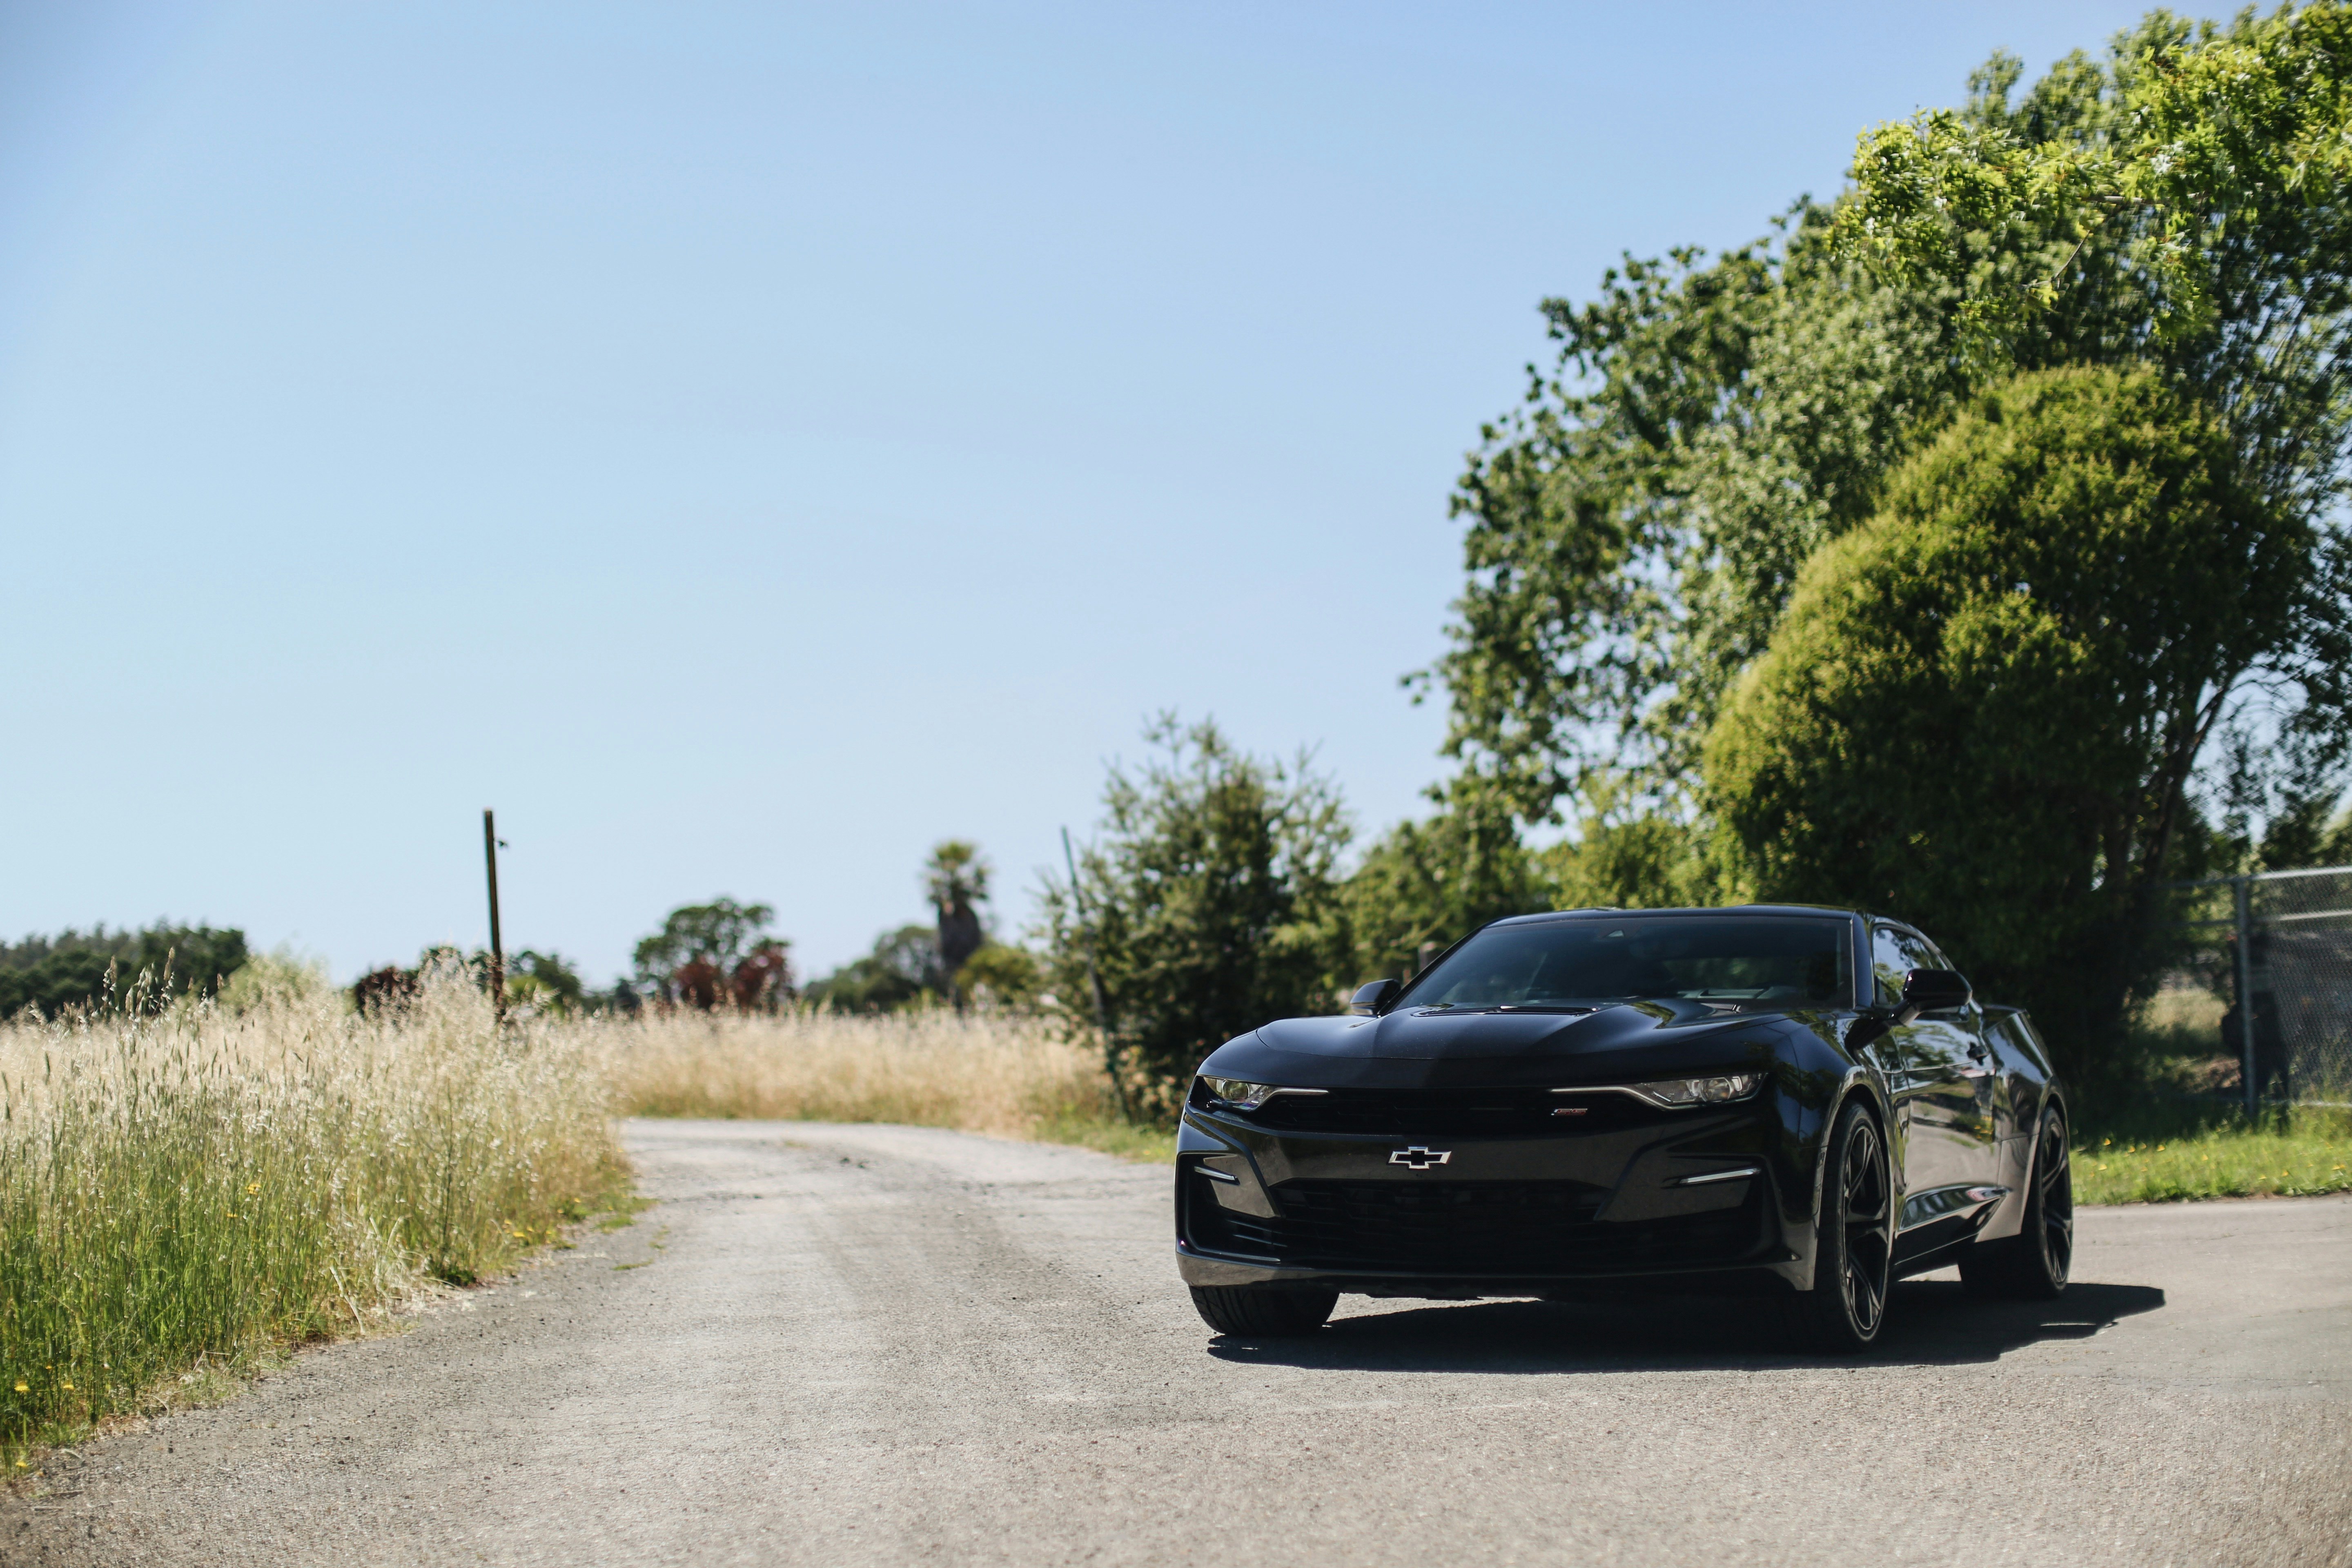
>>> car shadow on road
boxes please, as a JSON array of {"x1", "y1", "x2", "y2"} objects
[{"x1": 1205, "y1": 1279, "x2": 2166, "y2": 1373}]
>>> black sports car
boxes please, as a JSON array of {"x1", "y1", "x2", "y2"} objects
[{"x1": 1175, "y1": 905, "x2": 2073, "y2": 1351}]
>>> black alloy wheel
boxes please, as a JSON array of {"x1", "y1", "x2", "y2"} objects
[
  {"x1": 1189, "y1": 1285, "x2": 1339, "y2": 1337},
  {"x1": 1960, "y1": 1105, "x2": 2073, "y2": 1299},
  {"x1": 1784, "y1": 1100, "x2": 1893, "y2": 1353}
]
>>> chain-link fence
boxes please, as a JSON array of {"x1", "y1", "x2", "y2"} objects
[{"x1": 2168, "y1": 865, "x2": 2352, "y2": 1108}]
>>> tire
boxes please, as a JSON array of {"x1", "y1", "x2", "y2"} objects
[
  {"x1": 1960, "y1": 1104, "x2": 2073, "y2": 1300},
  {"x1": 1189, "y1": 1285, "x2": 1339, "y2": 1337},
  {"x1": 1783, "y1": 1099, "x2": 1893, "y2": 1354}
]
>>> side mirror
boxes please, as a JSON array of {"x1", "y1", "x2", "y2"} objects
[
  {"x1": 1900, "y1": 968, "x2": 1972, "y2": 1018},
  {"x1": 1349, "y1": 978, "x2": 1400, "y2": 1016}
]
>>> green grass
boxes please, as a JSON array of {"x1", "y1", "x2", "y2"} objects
[
  {"x1": 1030, "y1": 1109, "x2": 1177, "y2": 1163},
  {"x1": 2074, "y1": 1104, "x2": 2352, "y2": 1204},
  {"x1": 592, "y1": 1194, "x2": 657, "y2": 1232}
]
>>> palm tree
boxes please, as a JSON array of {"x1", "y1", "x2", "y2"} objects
[{"x1": 924, "y1": 841, "x2": 990, "y2": 1007}]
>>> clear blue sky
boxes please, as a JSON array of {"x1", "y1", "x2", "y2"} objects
[{"x1": 0, "y1": 0, "x2": 2161, "y2": 983}]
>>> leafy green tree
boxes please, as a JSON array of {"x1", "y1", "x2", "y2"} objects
[
  {"x1": 1431, "y1": 14, "x2": 2352, "y2": 840},
  {"x1": 631, "y1": 898, "x2": 778, "y2": 996},
  {"x1": 1538, "y1": 779, "x2": 1722, "y2": 913},
  {"x1": 953, "y1": 942, "x2": 1044, "y2": 1010},
  {"x1": 505, "y1": 949, "x2": 587, "y2": 1015},
  {"x1": 1040, "y1": 715, "x2": 1351, "y2": 1107},
  {"x1": 1425, "y1": 214, "x2": 1956, "y2": 828},
  {"x1": 0, "y1": 921, "x2": 248, "y2": 1020},
  {"x1": 1706, "y1": 365, "x2": 2317, "y2": 1083},
  {"x1": 1839, "y1": 7, "x2": 2352, "y2": 826},
  {"x1": 803, "y1": 925, "x2": 944, "y2": 1013},
  {"x1": 1338, "y1": 793, "x2": 1545, "y2": 985}
]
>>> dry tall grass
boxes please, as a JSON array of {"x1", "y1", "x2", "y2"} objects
[
  {"x1": 0, "y1": 968, "x2": 622, "y2": 1457},
  {"x1": 598, "y1": 1007, "x2": 1120, "y2": 1136},
  {"x1": 0, "y1": 981, "x2": 1169, "y2": 1458}
]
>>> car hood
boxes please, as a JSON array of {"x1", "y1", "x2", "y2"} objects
[{"x1": 1196, "y1": 997, "x2": 1804, "y2": 1091}]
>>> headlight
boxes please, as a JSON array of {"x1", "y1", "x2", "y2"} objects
[
  {"x1": 1628, "y1": 1072, "x2": 1765, "y2": 1108},
  {"x1": 1200, "y1": 1077, "x2": 1280, "y2": 1110}
]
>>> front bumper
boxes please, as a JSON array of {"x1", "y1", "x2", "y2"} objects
[{"x1": 1174, "y1": 1089, "x2": 1813, "y2": 1296}]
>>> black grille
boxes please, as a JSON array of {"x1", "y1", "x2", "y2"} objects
[
  {"x1": 1187, "y1": 1178, "x2": 1759, "y2": 1275},
  {"x1": 1247, "y1": 1086, "x2": 1661, "y2": 1137}
]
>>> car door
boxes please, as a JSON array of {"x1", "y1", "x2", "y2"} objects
[
  {"x1": 1868, "y1": 924, "x2": 1998, "y2": 1232},
  {"x1": 1911, "y1": 930, "x2": 2004, "y2": 1175}
]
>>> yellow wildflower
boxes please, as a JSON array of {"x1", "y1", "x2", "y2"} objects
[
  {"x1": 10, "y1": 1381, "x2": 24, "y2": 1393},
  {"x1": 247, "y1": 1182, "x2": 261, "y2": 1196}
]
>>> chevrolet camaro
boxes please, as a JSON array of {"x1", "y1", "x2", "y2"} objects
[{"x1": 1174, "y1": 905, "x2": 2073, "y2": 1351}]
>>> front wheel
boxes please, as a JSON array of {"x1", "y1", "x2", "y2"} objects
[
  {"x1": 1783, "y1": 1100, "x2": 1893, "y2": 1354},
  {"x1": 1960, "y1": 1104, "x2": 2073, "y2": 1300},
  {"x1": 1189, "y1": 1285, "x2": 1338, "y2": 1337}
]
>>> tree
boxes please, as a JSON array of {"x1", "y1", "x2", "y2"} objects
[
  {"x1": 1337, "y1": 793, "x2": 1545, "y2": 985},
  {"x1": 1430, "y1": 15, "x2": 2352, "y2": 840},
  {"x1": 803, "y1": 925, "x2": 944, "y2": 1013},
  {"x1": 1706, "y1": 365, "x2": 2313, "y2": 1083},
  {"x1": 504, "y1": 949, "x2": 586, "y2": 1016},
  {"x1": 1039, "y1": 715, "x2": 1351, "y2": 1107},
  {"x1": 924, "y1": 841, "x2": 990, "y2": 1005},
  {"x1": 631, "y1": 898, "x2": 780, "y2": 1000},
  {"x1": 953, "y1": 942, "x2": 1044, "y2": 1010},
  {"x1": 1538, "y1": 778, "x2": 1722, "y2": 913},
  {"x1": 1426, "y1": 214, "x2": 1958, "y2": 829},
  {"x1": 1839, "y1": 7, "x2": 2352, "y2": 829},
  {"x1": 0, "y1": 921, "x2": 248, "y2": 1020}
]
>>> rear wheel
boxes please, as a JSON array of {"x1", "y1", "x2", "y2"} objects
[
  {"x1": 1783, "y1": 1100, "x2": 1892, "y2": 1354},
  {"x1": 1189, "y1": 1285, "x2": 1338, "y2": 1337},
  {"x1": 1960, "y1": 1105, "x2": 2072, "y2": 1299}
]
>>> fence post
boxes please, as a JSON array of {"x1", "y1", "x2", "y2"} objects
[{"x1": 2234, "y1": 873, "x2": 2255, "y2": 1116}]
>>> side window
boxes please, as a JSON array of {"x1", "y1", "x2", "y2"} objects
[
  {"x1": 1910, "y1": 932, "x2": 1959, "y2": 973},
  {"x1": 1870, "y1": 925, "x2": 1908, "y2": 1009},
  {"x1": 1872, "y1": 924, "x2": 1943, "y2": 1008}
]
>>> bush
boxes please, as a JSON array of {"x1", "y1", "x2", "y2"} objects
[{"x1": 1041, "y1": 716, "x2": 1350, "y2": 1105}]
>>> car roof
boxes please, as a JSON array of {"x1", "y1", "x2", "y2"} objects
[{"x1": 1488, "y1": 903, "x2": 1860, "y2": 926}]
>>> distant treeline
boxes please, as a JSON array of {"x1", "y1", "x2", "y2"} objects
[{"x1": 0, "y1": 922, "x2": 249, "y2": 1020}]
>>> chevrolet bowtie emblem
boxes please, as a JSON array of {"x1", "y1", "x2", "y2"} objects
[{"x1": 1389, "y1": 1146, "x2": 1452, "y2": 1169}]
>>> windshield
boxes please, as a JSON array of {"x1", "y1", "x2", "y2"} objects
[{"x1": 1402, "y1": 915, "x2": 1851, "y2": 1010}]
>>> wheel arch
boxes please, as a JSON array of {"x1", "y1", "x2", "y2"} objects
[{"x1": 1806, "y1": 1071, "x2": 1893, "y2": 1231}]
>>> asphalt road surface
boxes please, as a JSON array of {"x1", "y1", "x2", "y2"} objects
[{"x1": 7, "y1": 1119, "x2": 2349, "y2": 1567}]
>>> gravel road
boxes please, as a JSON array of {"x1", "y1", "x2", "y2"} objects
[{"x1": 7, "y1": 1118, "x2": 2349, "y2": 1567}]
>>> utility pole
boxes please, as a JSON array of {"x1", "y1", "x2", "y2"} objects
[
  {"x1": 483, "y1": 808, "x2": 506, "y2": 1020},
  {"x1": 1063, "y1": 826, "x2": 1128, "y2": 1120}
]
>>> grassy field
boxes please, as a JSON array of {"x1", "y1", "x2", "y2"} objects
[
  {"x1": 2075, "y1": 980, "x2": 2352, "y2": 1203},
  {"x1": 2073, "y1": 1104, "x2": 2352, "y2": 1205},
  {"x1": 595, "y1": 1005, "x2": 1178, "y2": 1158},
  {"x1": 0, "y1": 970, "x2": 626, "y2": 1463}
]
